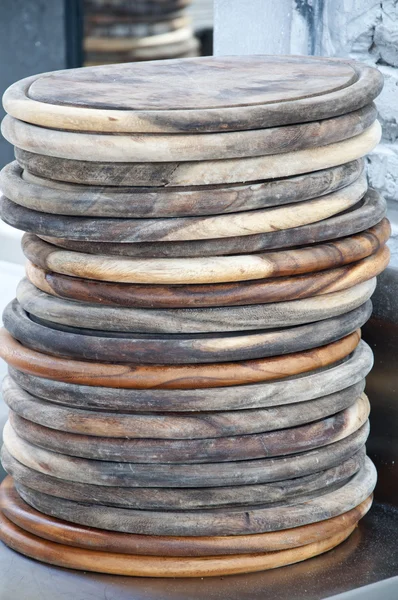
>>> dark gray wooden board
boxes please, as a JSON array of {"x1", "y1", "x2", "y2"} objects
[
  {"x1": 3, "y1": 420, "x2": 370, "y2": 487},
  {"x1": 7, "y1": 339, "x2": 373, "y2": 412},
  {"x1": 14, "y1": 458, "x2": 376, "y2": 536},
  {"x1": 2, "y1": 446, "x2": 365, "y2": 510},
  {"x1": 2, "y1": 375, "x2": 366, "y2": 438},
  {"x1": 3, "y1": 299, "x2": 372, "y2": 363},
  {"x1": 0, "y1": 160, "x2": 364, "y2": 218},
  {"x1": 0, "y1": 173, "x2": 367, "y2": 242},
  {"x1": 6, "y1": 393, "x2": 369, "y2": 462},
  {"x1": 16, "y1": 277, "x2": 376, "y2": 333}
]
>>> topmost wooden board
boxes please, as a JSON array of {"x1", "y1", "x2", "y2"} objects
[{"x1": 3, "y1": 56, "x2": 383, "y2": 133}]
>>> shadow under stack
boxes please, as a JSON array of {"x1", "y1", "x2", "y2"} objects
[
  {"x1": 84, "y1": 0, "x2": 199, "y2": 66},
  {"x1": 0, "y1": 56, "x2": 389, "y2": 577}
]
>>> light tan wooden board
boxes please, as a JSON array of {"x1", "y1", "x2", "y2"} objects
[
  {"x1": 1, "y1": 106, "x2": 376, "y2": 162},
  {"x1": 13, "y1": 122, "x2": 381, "y2": 186},
  {"x1": 21, "y1": 223, "x2": 388, "y2": 284},
  {"x1": 3, "y1": 56, "x2": 383, "y2": 133}
]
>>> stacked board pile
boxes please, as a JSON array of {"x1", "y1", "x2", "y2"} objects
[
  {"x1": 0, "y1": 56, "x2": 389, "y2": 577},
  {"x1": 84, "y1": 0, "x2": 199, "y2": 66}
]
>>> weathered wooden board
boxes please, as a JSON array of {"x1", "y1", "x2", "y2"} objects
[
  {"x1": 25, "y1": 243, "x2": 388, "y2": 308},
  {"x1": 0, "y1": 511, "x2": 356, "y2": 576},
  {"x1": 26, "y1": 247, "x2": 389, "y2": 310},
  {"x1": 7, "y1": 395, "x2": 369, "y2": 462},
  {"x1": 7, "y1": 340, "x2": 373, "y2": 412},
  {"x1": 1, "y1": 160, "x2": 364, "y2": 218},
  {"x1": 13, "y1": 123, "x2": 381, "y2": 186},
  {"x1": 0, "y1": 175, "x2": 368, "y2": 242},
  {"x1": 21, "y1": 221, "x2": 389, "y2": 284},
  {"x1": 4, "y1": 299, "x2": 371, "y2": 363},
  {"x1": 2, "y1": 376, "x2": 365, "y2": 439},
  {"x1": 0, "y1": 476, "x2": 371, "y2": 554},
  {"x1": 14, "y1": 459, "x2": 376, "y2": 535},
  {"x1": 1, "y1": 105, "x2": 376, "y2": 162},
  {"x1": 3, "y1": 56, "x2": 383, "y2": 133},
  {"x1": 2, "y1": 448, "x2": 366, "y2": 511},
  {"x1": 16, "y1": 278, "x2": 376, "y2": 333},
  {"x1": 0, "y1": 329, "x2": 361, "y2": 388},
  {"x1": 3, "y1": 420, "x2": 369, "y2": 487},
  {"x1": 38, "y1": 192, "x2": 387, "y2": 258}
]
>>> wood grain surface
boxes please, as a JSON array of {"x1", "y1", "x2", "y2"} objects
[
  {"x1": 0, "y1": 160, "x2": 364, "y2": 218},
  {"x1": 2, "y1": 375, "x2": 365, "y2": 439},
  {"x1": 21, "y1": 221, "x2": 389, "y2": 284},
  {"x1": 1, "y1": 105, "x2": 376, "y2": 162},
  {"x1": 3, "y1": 56, "x2": 383, "y2": 133},
  {"x1": 3, "y1": 419, "x2": 370, "y2": 488},
  {"x1": 0, "y1": 510, "x2": 357, "y2": 576},
  {"x1": 38, "y1": 191, "x2": 387, "y2": 258},
  {"x1": 2, "y1": 448, "x2": 366, "y2": 511},
  {"x1": 13, "y1": 122, "x2": 381, "y2": 186},
  {"x1": 3, "y1": 299, "x2": 372, "y2": 363},
  {"x1": 0, "y1": 328, "x2": 362, "y2": 388},
  {"x1": 6, "y1": 394, "x2": 370, "y2": 463},
  {"x1": 25, "y1": 247, "x2": 388, "y2": 311},
  {"x1": 0, "y1": 174, "x2": 368, "y2": 242},
  {"x1": 0, "y1": 476, "x2": 372, "y2": 554},
  {"x1": 13, "y1": 459, "x2": 376, "y2": 535},
  {"x1": 6, "y1": 338, "x2": 373, "y2": 411},
  {"x1": 16, "y1": 277, "x2": 376, "y2": 333}
]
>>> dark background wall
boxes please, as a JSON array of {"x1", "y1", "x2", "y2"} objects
[{"x1": 0, "y1": 0, "x2": 82, "y2": 168}]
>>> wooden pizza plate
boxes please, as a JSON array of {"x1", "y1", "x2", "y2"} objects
[
  {"x1": 1, "y1": 159, "x2": 364, "y2": 218},
  {"x1": 0, "y1": 174, "x2": 367, "y2": 242},
  {"x1": 13, "y1": 123, "x2": 381, "y2": 186},
  {"x1": 21, "y1": 221, "x2": 389, "y2": 284},
  {"x1": 0, "y1": 328, "x2": 361, "y2": 388},
  {"x1": 2, "y1": 447, "x2": 366, "y2": 511},
  {"x1": 1, "y1": 105, "x2": 375, "y2": 163},
  {"x1": 6, "y1": 339, "x2": 373, "y2": 412},
  {"x1": 3, "y1": 56, "x2": 383, "y2": 133},
  {"x1": 3, "y1": 299, "x2": 371, "y2": 363},
  {"x1": 2, "y1": 420, "x2": 370, "y2": 488}
]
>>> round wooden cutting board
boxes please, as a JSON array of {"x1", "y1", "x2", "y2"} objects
[
  {"x1": 0, "y1": 476, "x2": 372, "y2": 555},
  {"x1": 7, "y1": 339, "x2": 373, "y2": 412},
  {"x1": 3, "y1": 56, "x2": 383, "y2": 133}
]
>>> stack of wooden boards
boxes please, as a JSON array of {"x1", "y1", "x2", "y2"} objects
[
  {"x1": 0, "y1": 56, "x2": 389, "y2": 577},
  {"x1": 84, "y1": 0, "x2": 199, "y2": 66}
]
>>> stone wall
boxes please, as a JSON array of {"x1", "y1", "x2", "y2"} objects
[
  {"x1": 214, "y1": 0, "x2": 398, "y2": 264},
  {"x1": 291, "y1": 0, "x2": 398, "y2": 263}
]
